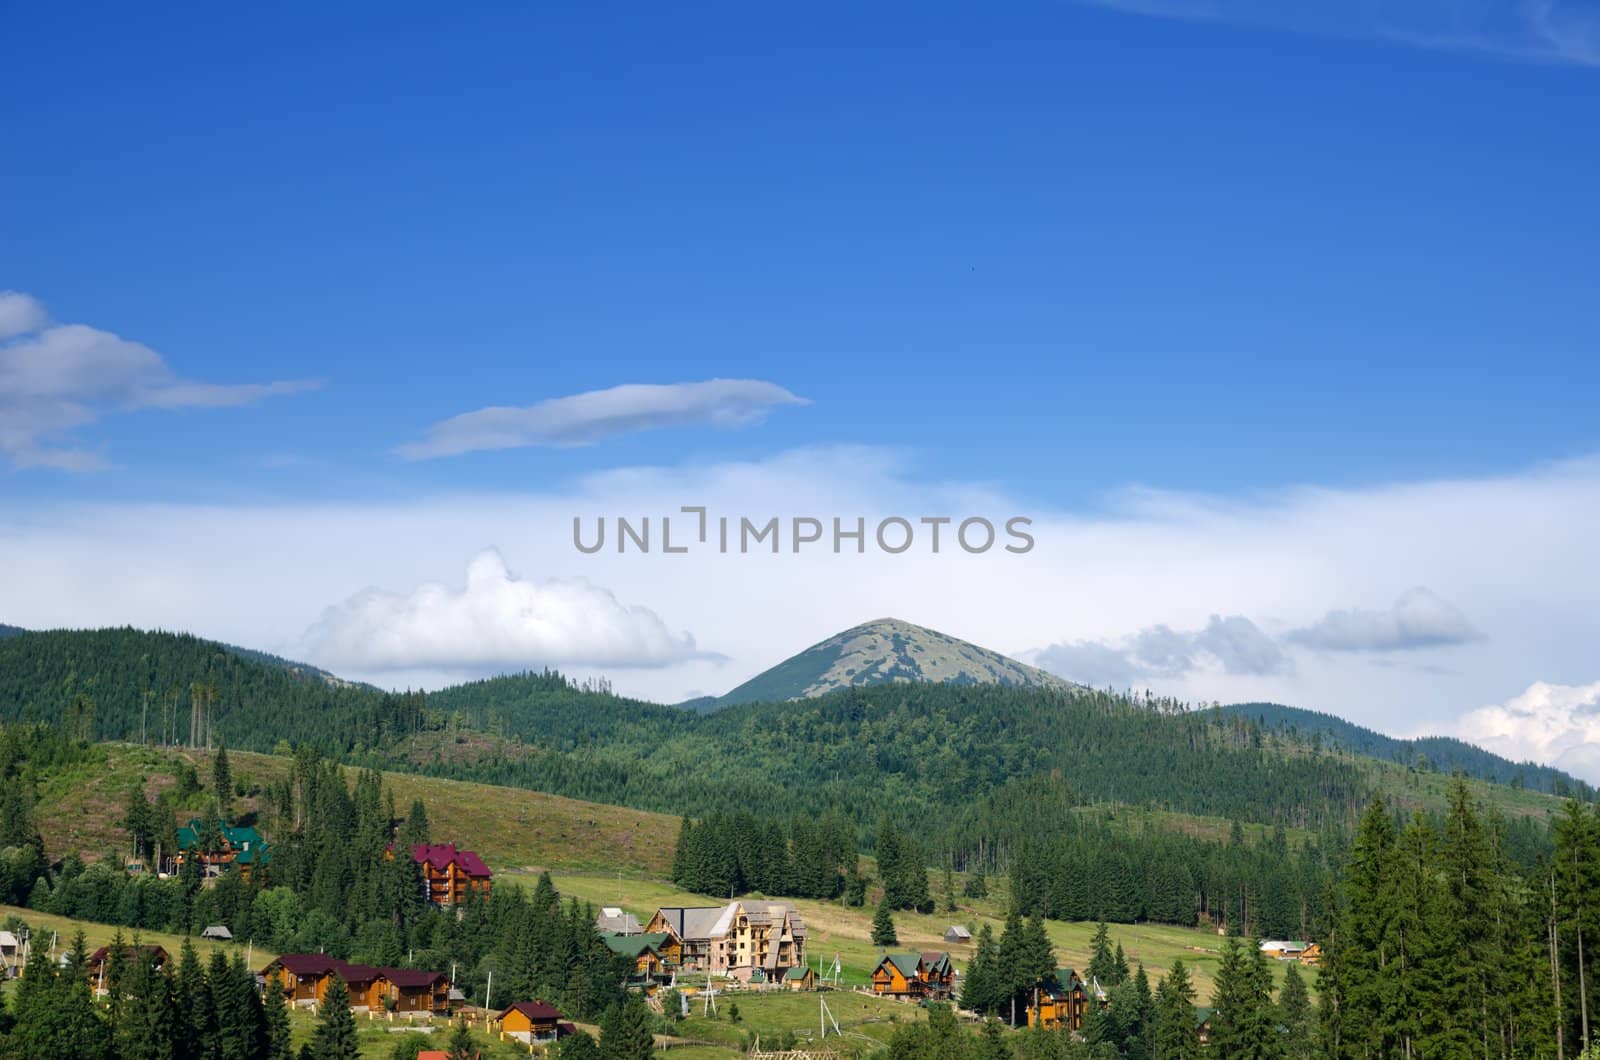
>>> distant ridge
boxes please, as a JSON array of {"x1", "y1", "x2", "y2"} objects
[
  {"x1": 1221, "y1": 701, "x2": 1589, "y2": 797},
  {"x1": 707, "y1": 617, "x2": 1073, "y2": 709},
  {"x1": 0, "y1": 624, "x2": 26, "y2": 640}
]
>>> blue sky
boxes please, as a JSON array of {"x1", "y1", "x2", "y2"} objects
[{"x1": 4, "y1": 3, "x2": 1600, "y2": 773}]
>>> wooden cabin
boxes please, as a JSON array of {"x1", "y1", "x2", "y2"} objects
[
  {"x1": 1259, "y1": 940, "x2": 1308, "y2": 961},
  {"x1": 783, "y1": 965, "x2": 815, "y2": 991},
  {"x1": 173, "y1": 820, "x2": 270, "y2": 880},
  {"x1": 920, "y1": 952, "x2": 956, "y2": 1000},
  {"x1": 1195, "y1": 1006, "x2": 1214, "y2": 1045},
  {"x1": 499, "y1": 1000, "x2": 564, "y2": 1044},
  {"x1": 263, "y1": 955, "x2": 449, "y2": 1014},
  {"x1": 1299, "y1": 942, "x2": 1324, "y2": 966},
  {"x1": 86, "y1": 944, "x2": 168, "y2": 984},
  {"x1": 871, "y1": 954, "x2": 926, "y2": 999},
  {"x1": 944, "y1": 925, "x2": 972, "y2": 944},
  {"x1": 601, "y1": 933, "x2": 665, "y2": 979},
  {"x1": 646, "y1": 907, "x2": 723, "y2": 969},
  {"x1": 386, "y1": 843, "x2": 492, "y2": 906},
  {"x1": 1027, "y1": 969, "x2": 1089, "y2": 1032}
]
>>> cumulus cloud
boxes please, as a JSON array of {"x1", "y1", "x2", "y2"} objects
[
  {"x1": 298, "y1": 548, "x2": 703, "y2": 673},
  {"x1": 0, "y1": 292, "x2": 320, "y2": 470},
  {"x1": 1072, "y1": 0, "x2": 1600, "y2": 66},
  {"x1": 396, "y1": 379, "x2": 807, "y2": 459},
  {"x1": 1453, "y1": 679, "x2": 1600, "y2": 783},
  {"x1": 1288, "y1": 587, "x2": 1484, "y2": 652},
  {"x1": 1033, "y1": 613, "x2": 1289, "y2": 687}
]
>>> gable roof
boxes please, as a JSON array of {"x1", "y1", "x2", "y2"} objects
[
  {"x1": 88, "y1": 943, "x2": 168, "y2": 965},
  {"x1": 601, "y1": 934, "x2": 662, "y2": 959},
  {"x1": 784, "y1": 965, "x2": 813, "y2": 982},
  {"x1": 596, "y1": 908, "x2": 642, "y2": 934},
  {"x1": 920, "y1": 952, "x2": 952, "y2": 973},
  {"x1": 944, "y1": 925, "x2": 972, "y2": 939},
  {"x1": 265, "y1": 954, "x2": 443, "y2": 990},
  {"x1": 500, "y1": 1000, "x2": 563, "y2": 1022},
  {"x1": 406, "y1": 842, "x2": 491, "y2": 878},
  {"x1": 876, "y1": 954, "x2": 924, "y2": 979},
  {"x1": 653, "y1": 906, "x2": 725, "y2": 942},
  {"x1": 176, "y1": 819, "x2": 265, "y2": 852}
]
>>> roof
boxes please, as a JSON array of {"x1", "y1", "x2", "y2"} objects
[
  {"x1": 176, "y1": 819, "x2": 266, "y2": 853},
  {"x1": 88, "y1": 944, "x2": 168, "y2": 965},
  {"x1": 201, "y1": 925, "x2": 233, "y2": 939},
  {"x1": 266, "y1": 955, "x2": 442, "y2": 990},
  {"x1": 1195, "y1": 1006, "x2": 1214, "y2": 1027},
  {"x1": 920, "y1": 952, "x2": 952, "y2": 973},
  {"x1": 877, "y1": 954, "x2": 923, "y2": 978},
  {"x1": 653, "y1": 907, "x2": 726, "y2": 942},
  {"x1": 405, "y1": 842, "x2": 491, "y2": 878},
  {"x1": 784, "y1": 966, "x2": 813, "y2": 982},
  {"x1": 0, "y1": 931, "x2": 19, "y2": 948},
  {"x1": 601, "y1": 934, "x2": 661, "y2": 959},
  {"x1": 500, "y1": 1000, "x2": 563, "y2": 1022},
  {"x1": 596, "y1": 908, "x2": 642, "y2": 935},
  {"x1": 1259, "y1": 940, "x2": 1308, "y2": 951},
  {"x1": 944, "y1": 925, "x2": 971, "y2": 939}
]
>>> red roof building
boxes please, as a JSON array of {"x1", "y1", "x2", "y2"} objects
[
  {"x1": 387, "y1": 842, "x2": 492, "y2": 906},
  {"x1": 263, "y1": 954, "x2": 450, "y2": 1014}
]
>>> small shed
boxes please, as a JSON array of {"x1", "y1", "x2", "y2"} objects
[
  {"x1": 201, "y1": 925, "x2": 233, "y2": 941},
  {"x1": 783, "y1": 965, "x2": 815, "y2": 991},
  {"x1": 944, "y1": 925, "x2": 972, "y2": 944}
]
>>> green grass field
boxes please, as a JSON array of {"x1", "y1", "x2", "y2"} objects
[{"x1": 0, "y1": 902, "x2": 276, "y2": 969}]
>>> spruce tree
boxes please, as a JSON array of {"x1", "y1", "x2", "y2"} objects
[
  {"x1": 1277, "y1": 962, "x2": 1313, "y2": 1045},
  {"x1": 597, "y1": 993, "x2": 655, "y2": 1060},
  {"x1": 873, "y1": 900, "x2": 899, "y2": 947},
  {"x1": 311, "y1": 975, "x2": 360, "y2": 1060},
  {"x1": 1210, "y1": 937, "x2": 1279, "y2": 1059},
  {"x1": 559, "y1": 1031, "x2": 600, "y2": 1060},
  {"x1": 213, "y1": 741, "x2": 233, "y2": 822},
  {"x1": 962, "y1": 923, "x2": 1000, "y2": 1015},
  {"x1": 264, "y1": 977, "x2": 293, "y2": 1060},
  {"x1": 1087, "y1": 922, "x2": 1116, "y2": 987},
  {"x1": 447, "y1": 1019, "x2": 475, "y2": 1060},
  {"x1": 1154, "y1": 959, "x2": 1199, "y2": 1060}
]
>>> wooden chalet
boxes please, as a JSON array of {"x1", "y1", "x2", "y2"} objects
[
  {"x1": 386, "y1": 842, "x2": 492, "y2": 906},
  {"x1": 86, "y1": 944, "x2": 168, "y2": 983},
  {"x1": 944, "y1": 925, "x2": 972, "y2": 944},
  {"x1": 920, "y1": 952, "x2": 956, "y2": 999},
  {"x1": 498, "y1": 1000, "x2": 564, "y2": 1044},
  {"x1": 601, "y1": 933, "x2": 669, "y2": 983},
  {"x1": 1195, "y1": 1006, "x2": 1214, "y2": 1046},
  {"x1": 174, "y1": 820, "x2": 271, "y2": 879},
  {"x1": 262, "y1": 954, "x2": 450, "y2": 1014},
  {"x1": 645, "y1": 907, "x2": 720, "y2": 968},
  {"x1": 871, "y1": 954, "x2": 928, "y2": 999},
  {"x1": 1027, "y1": 968, "x2": 1090, "y2": 1032},
  {"x1": 1299, "y1": 942, "x2": 1324, "y2": 966},
  {"x1": 1259, "y1": 939, "x2": 1308, "y2": 961}
]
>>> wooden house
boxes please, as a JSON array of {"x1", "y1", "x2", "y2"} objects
[
  {"x1": 262, "y1": 955, "x2": 449, "y2": 1015},
  {"x1": 1299, "y1": 942, "x2": 1324, "y2": 966},
  {"x1": 87, "y1": 944, "x2": 168, "y2": 985},
  {"x1": 920, "y1": 952, "x2": 956, "y2": 999},
  {"x1": 1195, "y1": 1007, "x2": 1214, "y2": 1046},
  {"x1": 201, "y1": 925, "x2": 233, "y2": 941},
  {"x1": 871, "y1": 954, "x2": 927, "y2": 999},
  {"x1": 1027, "y1": 969, "x2": 1090, "y2": 1032},
  {"x1": 387, "y1": 843, "x2": 492, "y2": 906},
  {"x1": 173, "y1": 820, "x2": 271, "y2": 879},
  {"x1": 499, "y1": 1000, "x2": 564, "y2": 1044},
  {"x1": 783, "y1": 965, "x2": 815, "y2": 991},
  {"x1": 1259, "y1": 940, "x2": 1308, "y2": 961},
  {"x1": 944, "y1": 925, "x2": 972, "y2": 944},
  {"x1": 646, "y1": 907, "x2": 721, "y2": 967},
  {"x1": 602, "y1": 933, "x2": 665, "y2": 981}
]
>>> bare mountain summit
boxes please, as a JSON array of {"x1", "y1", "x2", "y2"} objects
[{"x1": 706, "y1": 617, "x2": 1072, "y2": 709}]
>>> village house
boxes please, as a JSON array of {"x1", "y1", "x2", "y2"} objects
[
  {"x1": 0, "y1": 931, "x2": 21, "y2": 978},
  {"x1": 646, "y1": 907, "x2": 724, "y2": 969},
  {"x1": 596, "y1": 907, "x2": 641, "y2": 935},
  {"x1": 173, "y1": 820, "x2": 271, "y2": 879},
  {"x1": 86, "y1": 944, "x2": 169, "y2": 985},
  {"x1": 1299, "y1": 942, "x2": 1324, "y2": 966},
  {"x1": 783, "y1": 965, "x2": 816, "y2": 991},
  {"x1": 944, "y1": 925, "x2": 972, "y2": 945},
  {"x1": 871, "y1": 954, "x2": 926, "y2": 999},
  {"x1": 602, "y1": 933, "x2": 669, "y2": 985},
  {"x1": 647, "y1": 901, "x2": 806, "y2": 979},
  {"x1": 262, "y1": 954, "x2": 450, "y2": 1015},
  {"x1": 1195, "y1": 1006, "x2": 1215, "y2": 1045},
  {"x1": 1259, "y1": 940, "x2": 1308, "y2": 961},
  {"x1": 200, "y1": 925, "x2": 233, "y2": 942},
  {"x1": 920, "y1": 952, "x2": 956, "y2": 999},
  {"x1": 1027, "y1": 969, "x2": 1090, "y2": 1032},
  {"x1": 386, "y1": 842, "x2": 492, "y2": 906},
  {"x1": 497, "y1": 1000, "x2": 566, "y2": 1045}
]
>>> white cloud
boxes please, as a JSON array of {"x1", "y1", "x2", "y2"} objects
[
  {"x1": 1453, "y1": 679, "x2": 1600, "y2": 783},
  {"x1": 297, "y1": 547, "x2": 703, "y2": 674},
  {"x1": 0, "y1": 448, "x2": 1597, "y2": 750},
  {"x1": 1072, "y1": 0, "x2": 1600, "y2": 66},
  {"x1": 1287, "y1": 587, "x2": 1484, "y2": 652},
  {"x1": 0, "y1": 292, "x2": 47, "y2": 341},
  {"x1": 396, "y1": 379, "x2": 808, "y2": 459},
  {"x1": 0, "y1": 293, "x2": 321, "y2": 470},
  {"x1": 1033, "y1": 613, "x2": 1288, "y2": 687}
]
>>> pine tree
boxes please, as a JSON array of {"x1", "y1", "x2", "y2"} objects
[
  {"x1": 978, "y1": 1018, "x2": 1011, "y2": 1060},
  {"x1": 1154, "y1": 959, "x2": 1199, "y2": 1060},
  {"x1": 962, "y1": 923, "x2": 1000, "y2": 1016},
  {"x1": 213, "y1": 741, "x2": 233, "y2": 822},
  {"x1": 1112, "y1": 941, "x2": 1130, "y2": 985},
  {"x1": 264, "y1": 976, "x2": 293, "y2": 1060},
  {"x1": 311, "y1": 976, "x2": 360, "y2": 1060},
  {"x1": 597, "y1": 993, "x2": 655, "y2": 1060},
  {"x1": 1087, "y1": 922, "x2": 1116, "y2": 987},
  {"x1": 559, "y1": 1031, "x2": 600, "y2": 1060},
  {"x1": 1210, "y1": 936, "x2": 1279, "y2": 1059},
  {"x1": 447, "y1": 1019, "x2": 475, "y2": 1060},
  {"x1": 873, "y1": 899, "x2": 899, "y2": 947},
  {"x1": 1277, "y1": 962, "x2": 1313, "y2": 1044}
]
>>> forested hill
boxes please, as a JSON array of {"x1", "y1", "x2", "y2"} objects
[
  {"x1": 0, "y1": 624, "x2": 25, "y2": 639},
  {"x1": 0, "y1": 626, "x2": 425, "y2": 751},
  {"x1": 1221, "y1": 700, "x2": 1587, "y2": 797}
]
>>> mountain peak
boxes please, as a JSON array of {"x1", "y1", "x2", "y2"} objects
[{"x1": 708, "y1": 617, "x2": 1072, "y2": 709}]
